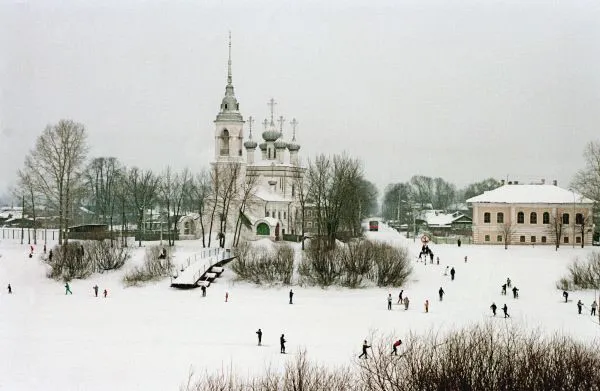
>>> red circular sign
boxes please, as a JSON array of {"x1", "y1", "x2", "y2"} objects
[{"x1": 421, "y1": 235, "x2": 430, "y2": 244}]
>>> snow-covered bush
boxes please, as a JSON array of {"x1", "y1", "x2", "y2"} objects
[
  {"x1": 231, "y1": 241, "x2": 294, "y2": 285},
  {"x1": 123, "y1": 245, "x2": 173, "y2": 286},
  {"x1": 560, "y1": 251, "x2": 600, "y2": 290}
]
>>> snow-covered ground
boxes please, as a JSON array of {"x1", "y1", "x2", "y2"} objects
[{"x1": 1, "y1": 224, "x2": 599, "y2": 391}]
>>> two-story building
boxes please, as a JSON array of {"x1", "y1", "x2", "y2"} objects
[{"x1": 467, "y1": 182, "x2": 595, "y2": 246}]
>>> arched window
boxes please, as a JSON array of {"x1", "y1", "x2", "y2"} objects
[
  {"x1": 484, "y1": 212, "x2": 491, "y2": 223},
  {"x1": 530, "y1": 212, "x2": 537, "y2": 224},
  {"x1": 543, "y1": 212, "x2": 550, "y2": 224},
  {"x1": 268, "y1": 148, "x2": 271, "y2": 159},
  {"x1": 184, "y1": 221, "x2": 190, "y2": 235},
  {"x1": 220, "y1": 129, "x2": 230, "y2": 156},
  {"x1": 576, "y1": 213, "x2": 584, "y2": 225},
  {"x1": 562, "y1": 213, "x2": 569, "y2": 225},
  {"x1": 224, "y1": 104, "x2": 228, "y2": 109},
  {"x1": 517, "y1": 212, "x2": 524, "y2": 224},
  {"x1": 256, "y1": 223, "x2": 270, "y2": 235},
  {"x1": 291, "y1": 184, "x2": 296, "y2": 197},
  {"x1": 497, "y1": 212, "x2": 504, "y2": 223}
]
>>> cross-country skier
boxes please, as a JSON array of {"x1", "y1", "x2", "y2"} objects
[
  {"x1": 502, "y1": 304, "x2": 510, "y2": 318},
  {"x1": 403, "y1": 296, "x2": 410, "y2": 310},
  {"x1": 591, "y1": 300, "x2": 597, "y2": 316},
  {"x1": 438, "y1": 287, "x2": 445, "y2": 301},
  {"x1": 563, "y1": 291, "x2": 569, "y2": 303},
  {"x1": 398, "y1": 290, "x2": 404, "y2": 304},
  {"x1": 464, "y1": 256, "x2": 468, "y2": 263},
  {"x1": 65, "y1": 282, "x2": 72, "y2": 295},
  {"x1": 358, "y1": 340, "x2": 371, "y2": 359},
  {"x1": 507, "y1": 278, "x2": 512, "y2": 288},
  {"x1": 392, "y1": 339, "x2": 402, "y2": 356},
  {"x1": 225, "y1": 292, "x2": 229, "y2": 302},
  {"x1": 93, "y1": 285, "x2": 98, "y2": 297},
  {"x1": 577, "y1": 300, "x2": 583, "y2": 314},
  {"x1": 201, "y1": 285, "x2": 206, "y2": 297},
  {"x1": 512, "y1": 286, "x2": 519, "y2": 299},
  {"x1": 450, "y1": 267, "x2": 456, "y2": 281},
  {"x1": 425, "y1": 299, "x2": 429, "y2": 313},
  {"x1": 289, "y1": 289, "x2": 294, "y2": 304},
  {"x1": 280, "y1": 334, "x2": 286, "y2": 354},
  {"x1": 387, "y1": 294, "x2": 392, "y2": 310},
  {"x1": 256, "y1": 329, "x2": 262, "y2": 345},
  {"x1": 490, "y1": 302, "x2": 497, "y2": 316},
  {"x1": 7, "y1": 284, "x2": 12, "y2": 294},
  {"x1": 436, "y1": 256, "x2": 440, "y2": 265},
  {"x1": 501, "y1": 284, "x2": 507, "y2": 295},
  {"x1": 103, "y1": 289, "x2": 108, "y2": 298}
]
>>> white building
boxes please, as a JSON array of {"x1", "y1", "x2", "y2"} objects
[
  {"x1": 467, "y1": 182, "x2": 595, "y2": 246},
  {"x1": 179, "y1": 35, "x2": 305, "y2": 242}
]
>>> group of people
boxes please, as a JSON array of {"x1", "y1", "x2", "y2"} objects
[{"x1": 566, "y1": 291, "x2": 598, "y2": 316}]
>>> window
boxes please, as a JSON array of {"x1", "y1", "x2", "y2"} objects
[
  {"x1": 256, "y1": 223, "x2": 270, "y2": 235},
  {"x1": 484, "y1": 212, "x2": 491, "y2": 223},
  {"x1": 520, "y1": 236, "x2": 525, "y2": 242},
  {"x1": 284, "y1": 212, "x2": 287, "y2": 219},
  {"x1": 497, "y1": 213, "x2": 504, "y2": 223},
  {"x1": 238, "y1": 149, "x2": 242, "y2": 156},
  {"x1": 541, "y1": 236, "x2": 547, "y2": 243},
  {"x1": 562, "y1": 213, "x2": 569, "y2": 225},
  {"x1": 485, "y1": 235, "x2": 490, "y2": 242},
  {"x1": 530, "y1": 212, "x2": 537, "y2": 224},
  {"x1": 517, "y1": 212, "x2": 524, "y2": 224},
  {"x1": 564, "y1": 236, "x2": 569, "y2": 244},
  {"x1": 497, "y1": 235, "x2": 503, "y2": 242},
  {"x1": 265, "y1": 211, "x2": 269, "y2": 217},
  {"x1": 224, "y1": 104, "x2": 228, "y2": 109},
  {"x1": 220, "y1": 129, "x2": 230, "y2": 156},
  {"x1": 576, "y1": 237, "x2": 581, "y2": 244},
  {"x1": 543, "y1": 212, "x2": 550, "y2": 224},
  {"x1": 576, "y1": 213, "x2": 584, "y2": 225},
  {"x1": 268, "y1": 149, "x2": 271, "y2": 159},
  {"x1": 531, "y1": 236, "x2": 536, "y2": 243},
  {"x1": 278, "y1": 211, "x2": 281, "y2": 219}
]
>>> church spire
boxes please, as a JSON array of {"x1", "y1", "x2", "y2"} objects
[
  {"x1": 216, "y1": 32, "x2": 242, "y2": 122},
  {"x1": 227, "y1": 31, "x2": 233, "y2": 87}
]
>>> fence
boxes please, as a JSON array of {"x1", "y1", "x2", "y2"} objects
[
  {"x1": 1, "y1": 228, "x2": 60, "y2": 242},
  {"x1": 430, "y1": 235, "x2": 473, "y2": 245}
]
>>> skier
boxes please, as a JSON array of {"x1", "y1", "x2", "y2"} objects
[
  {"x1": 7, "y1": 283, "x2": 12, "y2": 294},
  {"x1": 65, "y1": 282, "x2": 72, "y2": 295},
  {"x1": 502, "y1": 304, "x2": 510, "y2": 318},
  {"x1": 436, "y1": 256, "x2": 439, "y2": 265},
  {"x1": 280, "y1": 334, "x2": 286, "y2": 354},
  {"x1": 403, "y1": 296, "x2": 410, "y2": 310},
  {"x1": 438, "y1": 287, "x2": 445, "y2": 301},
  {"x1": 506, "y1": 278, "x2": 512, "y2": 288},
  {"x1": 464, "y1": 256, "x2": 468, "y2": 263},
  {"x1": 289, "y1": 289, "x2": 294, "y2": 304},
  {"x1": 358, "y1": 340, "x2": 371, "y2": 359},
  {"x1": 391, "y1": 339, "x2": 402, "y2": 356},
  {"x1": 457, "y1": 238, "x2": 461, "y2": 247},
  {"x1": 201, "y1": 285, "x2": 206, "y2": 297},
  {"x1": 430, "y1": 252, "x2": 434, "y2": 264},
  {"x1": 225, "y1": 292, "x2": 229, "y2": 302},
  {"x1": 424, "y1": 299, "x2": 429, "y2": 313},
  {"x1": 591, "y1": 300, "x2": 597, "y2": 316},
  {"x1": 501, "y1": 284, "x2": 507, "y2": 295},
  {"x1": 48, "y1": 249, "x2": 53, "y2": 262},
  {"x1": 577, "y1": 300, "x2": 583, "y2": 314},
  {"x1": 256, "y1": 329, "x2": 262, "y2": 346},
  {"x1": 512, "y1": 286, "x2": 519, "y2": 299},
  {"x1": 450, "y1": 267, "x2": 456, "y2": 281},
  {"x1": 387, "y1": 294, "x2": 392, "y2": 310},
  {"x1": 563, "y1": 291, "x2": 569, "y2": 303},
  {"x1": 490, "y1": 302, "x2": 497, "y2": 316},
  {"x1": 398, "y1": 290, "x2": 404, "y2": 304},
  {"x1": 103, "y1": 289, "x2": 108, "y2": 298},
  {"x1": 93, "y1": 285, "x2": 99, "y2": 297}
]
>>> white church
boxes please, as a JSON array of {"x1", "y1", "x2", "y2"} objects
[{"x1": 178, "y1": 36, "x2": 306, "y2": 242}]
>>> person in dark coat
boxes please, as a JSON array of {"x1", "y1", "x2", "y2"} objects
[
  {"x1": 563, "y1": 291, "x2": 569, "y2": 303},
  {"x1": 457, "y1": 238, "x2": 461, "y2": 247},
  {"x1": 280, "y1": 334, "x2": 286, "y2": 354},
  {"x1": 103, "y1": 289, "x2": 108, "y2": 298},
  {"x1": 506, "y1": 278, "x2": 512, "y2": 288},
  {"x1": 512, "y1": 286, "x2": 519, "y2": 299},
  {"x1": 201, "y1": 285, "x2": 206, "y2": 297},
  {"x1": 256, "y1": 329, "x2": 263, "y2": 346},
  {"x1": 591, "y1": 300, "x2": 597, "y2": 316},
  {"x1": 577, "y1": 300, "x2": 583, "y2": 314},
  {"x1": 490, "y1": 302, "x2": 497, "y2": 316},
  {"x1": 430, "y1": 252, "x2": 434, "y2": 263},
  {"x1": 502, "y1": 304, "x2": 510, "y2": 318},
  {"x1": 387, "y1": 294, "x2": 392, "y2": 310},
  {"x1": 93, "y1": 285, "x2": 99, "y2": 297},
  {"x1": 501, "y1": 284, "x2": 507, "y2": 295},
  {"x1": 438, "y1": 287, "x2": 445, "y2": 301},
  {"x1": 7, "y1": 284, "x2": 12, "y2": 294},
  {"x1": 358, "y1": 340, "x2": 371, "y2": 359},
  {"x1": 289, "y1": 289, "x2": 294, "y2": 304},
  {"x1": 450, "y1": 267, "x2": 456, "y2": 281},
  {"x1": 398, "y1": 290, "x2": 404, "y2": 304},
  {"x1": 48, "y1": 249, "x2": 53, "y2": 262},
  {"x1": 65, "y1": 282, "x2": 72, "y2": 295},
  {"x1": 392, "y1": 339, "x2": 402, "y2": 356},
  {"x1": 43, "y1": 244, "x2": 46, "y2": 253}
]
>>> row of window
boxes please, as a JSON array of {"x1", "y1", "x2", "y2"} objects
[
  {"x1": 483, "y1": 235, "x2": 582, "y2": 244},
  {"x1": 483, "y1": 212, "x2": 584, "y2": 225},
  {"x1": 265, "y1": 211, "x2": 287, "y2": 220}
]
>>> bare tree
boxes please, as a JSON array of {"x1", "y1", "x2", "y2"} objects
[
  {"x1": 216, "y1": 163, "x2": 242, "y2": 248},
  {"x1": 500, "y1": 222, "x2": 515, "y2": 249},
  {"x1": 572, "y1": 141, "x2": 600, "y2": 208},
  {"x1": 126, "y1": 167, "x2": 161, "y2": 247},
  {"x1": 575, "y1": 212, "x2": 593, "y2": 248},
  {"x1": 22, "y1": 119, "x2": 88, "y2": 245},
  {"x1": 232, "y1": 171, "x2": 257, "y2": 247},
  {"x1": 549, "y1": 214, "x2": 564, "y2": 251},
  {"x1": 16, "y1": 169, "x2": 40, "y2": 244},
  {"x1": 294, "y1": 170, "x2": 309, "y2": 250},
  {"x1": 159, "y1": 167, "x2": 191, "y2": 246},
  {"x1": 187, "y1": 169, "x2": 212, "y2": 247}
]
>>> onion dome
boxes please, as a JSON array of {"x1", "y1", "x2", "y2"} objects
[
  {"x1": 259, "y1": 142, "x2": 267, "y2": 151},
  {"x1": 287, "y1": 140, "x2": 300, "y2": 152},
  {"x1": 274, "y1": 136, "x2": 287, "y2": 149},
  {"x1": 262, "y1": 128, "x2": 280, "y2": 142},
  {"x1": 244, "y1": 139, "x2": 257, "y2": 149}
]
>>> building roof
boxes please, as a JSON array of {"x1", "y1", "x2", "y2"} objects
[
  {"x1": 418, "y1": 210, "x2": 471, "y2": 228},
  {"x1": 466, "y1": 185, "x2": 595, "y2": 204}
]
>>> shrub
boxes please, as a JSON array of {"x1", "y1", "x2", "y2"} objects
[
  {"x1": 231, "y1": 241, "x2": 295, "y2": 285},
  {"x1": 123, "y1": 245, "x2": 174, "y2": 286},
  {"x1": 559, "y1": 251, "x2": 600, "y2": 290}
]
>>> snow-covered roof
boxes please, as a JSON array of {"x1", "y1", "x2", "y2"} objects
[
  {"x1": 418, "y1": 210, "x2": 470, "y2": 227},
  {"x1": 253, "y1": 188, "x2": 294, "y2": 202},
  {"x1": 467, "y1": 185, "x2": 595, "y2": 204}
]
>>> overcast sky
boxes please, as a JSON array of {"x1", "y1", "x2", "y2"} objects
[{"x1": 1, "y1": 0, "x2": 599, "y2": 199}]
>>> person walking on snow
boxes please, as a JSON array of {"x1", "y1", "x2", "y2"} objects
[
  {"x1": 201, "y1": 285, "x2": 206, "y2": 297},
  {"x1": 280, "y1": 334, "x2": 286, "y2": 354},
  {"x1": 424, "y1": 299, "x2": 429, "y2": 313},
  {"x1": 512, "y1": 286, "x2": 519, "y2": 299},
  {"x1": 563, "y1": 291, "x2": 569, "y2": 303},
  {"x1": 48, "y1": 249, "x2": 53, "y2": 262},
  {"x1": 103, "y1": 289, "x2": 108, "y2": 298},
  {"x1": 438, "y1": 287, "x2": 445, "y2": 301},
  {"x1": 464, "y1": 256, "x2": 468, "y2": 263},
  {"x1": 436, "y1": 256, "x2": 440, "y2": 265},
  {"x1": 388, "y1": 294, "x2": 393, "y2": 310},
  {"x1": 7, "y1": 284, "x2": 12, "y2": 294},
  {"x1": 430, "y1": 252, "x2": 434, "y2": 263},
  {"x1": 501, "y1": 284, "x2": 507, "y2": 295},
  {"x1": 577, "y1": 300, "x2": 583, "y2": 314},
  {"x1": 502, "y1": 304, "x2": 510, "y2": 318},
  {"x1": 490, "y1": 302, "x2": 497, "y2": 316},
  {"x1": 256, "y1": 329, "x2": 262, "y2": 346},
  {"x1": 450, "y1": 267, "x2": 456, "y2": 281},
  {"x1": 403, "y1": 296, "x2": 410, "y2": 310},
  {"x1": 93, "y1": 285, "x2": 98, "y2": 297},
  {"x1": 358, "y1": 340, "x2": 371, "y2": 359},
  {"x1": 65, "y1": 282, "x2": 72, "y2": 295},
  {"x1": 225, "y1": 292, "x2": 229, "y2": 302},
  {"x1": 398, "y1": 290, "x2": 404, "y2": 304},
  {"x1": 591, "y1": 300, "x2": 597, "y2": 316},
  {"x1": 289, "y1": 289, "x2": 294, "y2": 304},
  {"x1": 444, "y1": 266, "x2": 449, "y2": 276},
  {"x1": 392, "y1": 339, "x2": 402, "y2": 356},
  {"x1": 507, "y1": 278, "x2": 512, "y2": 288}
]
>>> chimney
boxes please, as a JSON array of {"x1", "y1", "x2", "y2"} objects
[
  {"x1": 541, "y1": 179, "x2": 545, "y2": 185},
  {"x1": 552, "y1": 179, "x2": 557, "y2": 186}
]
